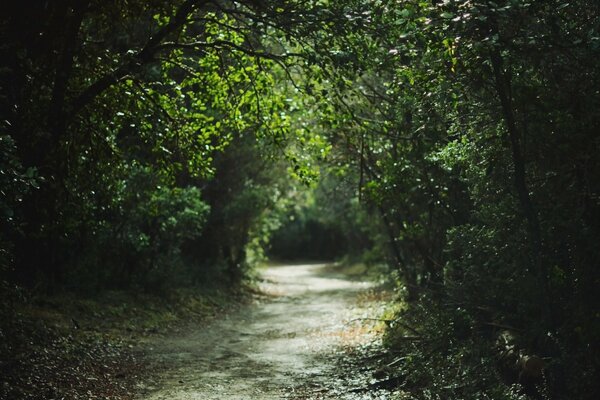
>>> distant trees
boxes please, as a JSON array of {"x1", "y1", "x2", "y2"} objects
[{"x1": 268, "y1": 168, "x2": 376, "y2": 262}]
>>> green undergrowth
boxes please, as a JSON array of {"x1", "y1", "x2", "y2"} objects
[
  {"x1": 380, "y1": 299, "x2": 536, "y2": 400},
  {"x1": 346, "y1": 285, "x2": 531, "y2": 400}
]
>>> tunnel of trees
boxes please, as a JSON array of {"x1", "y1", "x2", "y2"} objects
[{"x1": 1, "y1": 0, "x2": 599, "y2": 399}]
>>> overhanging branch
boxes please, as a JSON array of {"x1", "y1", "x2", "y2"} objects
[{"x1": 70, "y1": 0, "x2": 205, "y2": 118}]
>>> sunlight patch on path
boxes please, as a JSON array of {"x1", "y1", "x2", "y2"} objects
[{"x1": 136, "y1": 264, "x2": 380, "y2": 400}]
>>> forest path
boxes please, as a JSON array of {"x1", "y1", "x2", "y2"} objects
[{"x1": 135, "y1": 264, "x2": 385, "y2": 399}]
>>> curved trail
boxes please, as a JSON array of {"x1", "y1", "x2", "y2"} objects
[{"x1": 135, "y1": 264, "x2": 383, "y2": 399}]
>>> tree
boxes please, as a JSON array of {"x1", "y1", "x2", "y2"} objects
[{"x1": 0, "y1": 0, "x2": 323, "y2": 288}]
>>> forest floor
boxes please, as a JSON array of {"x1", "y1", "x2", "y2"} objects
[
  {"x1": 1, "y1": 264, "x2": 400, "y2": 399},
  {"x1": 1, "y1": 281, "x2": 247, "y2": 399},
  {"x1": 134, "y1": 263, "x2": 399, "y2": 400}
]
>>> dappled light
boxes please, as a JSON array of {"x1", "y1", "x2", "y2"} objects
[
  {"x1": 1, "y1": 1, "x2": 599, "y2": 399},
  {"x1": 139, "y1": 264, "x2": 381, "y2": 400},
  {"x1": 262, "y1": 264, "x2": 369, "y2": 295}
]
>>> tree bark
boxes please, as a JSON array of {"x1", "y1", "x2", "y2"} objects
[{"x1": 48, "y1": 1, "x2": 89, "y2": 142}]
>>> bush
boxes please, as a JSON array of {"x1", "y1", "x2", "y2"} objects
[
  {"x1": 64, "y1": 166, "x2": 210, "y2": 292},
  {"x1": 384, "y1": 299, "x2": 529, "y2": 400}
]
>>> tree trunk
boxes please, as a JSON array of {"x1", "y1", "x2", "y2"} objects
[
  {"x1": 377, "y1": 206, "x2": 419, "y2": 301},
  {"x1": 490, "y1": 49, "x2": 548, "y2": 298}
]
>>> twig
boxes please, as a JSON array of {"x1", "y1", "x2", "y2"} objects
[
  {"x1": 482, "y1": 322, "x2": 523, "y2": 332},
  {"x1": 346, "y1": 317, "x2": 392, "y2": 325}
]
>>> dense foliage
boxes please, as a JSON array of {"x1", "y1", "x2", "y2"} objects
[
  {"x1": 309, "y1": 1, "x2": 600, "y2": 399},
  {"x1": 1, "y1": 0, "x2": 599, "y2": 399},
  {"x1": 1, "y1": 0, "x2": 311, "y2": 291}
]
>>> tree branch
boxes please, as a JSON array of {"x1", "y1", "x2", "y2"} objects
[{"x1": 70, "y1": 0, "x2": 205, "y2": 118}]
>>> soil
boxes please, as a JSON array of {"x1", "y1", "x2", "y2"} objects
[{"x1": 134, "y1": 263, "x2": 394, "y2": 400}]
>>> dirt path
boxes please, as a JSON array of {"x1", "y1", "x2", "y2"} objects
[{"x1": 134, "y1": 264, "x2": 388, "y2": 400}]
